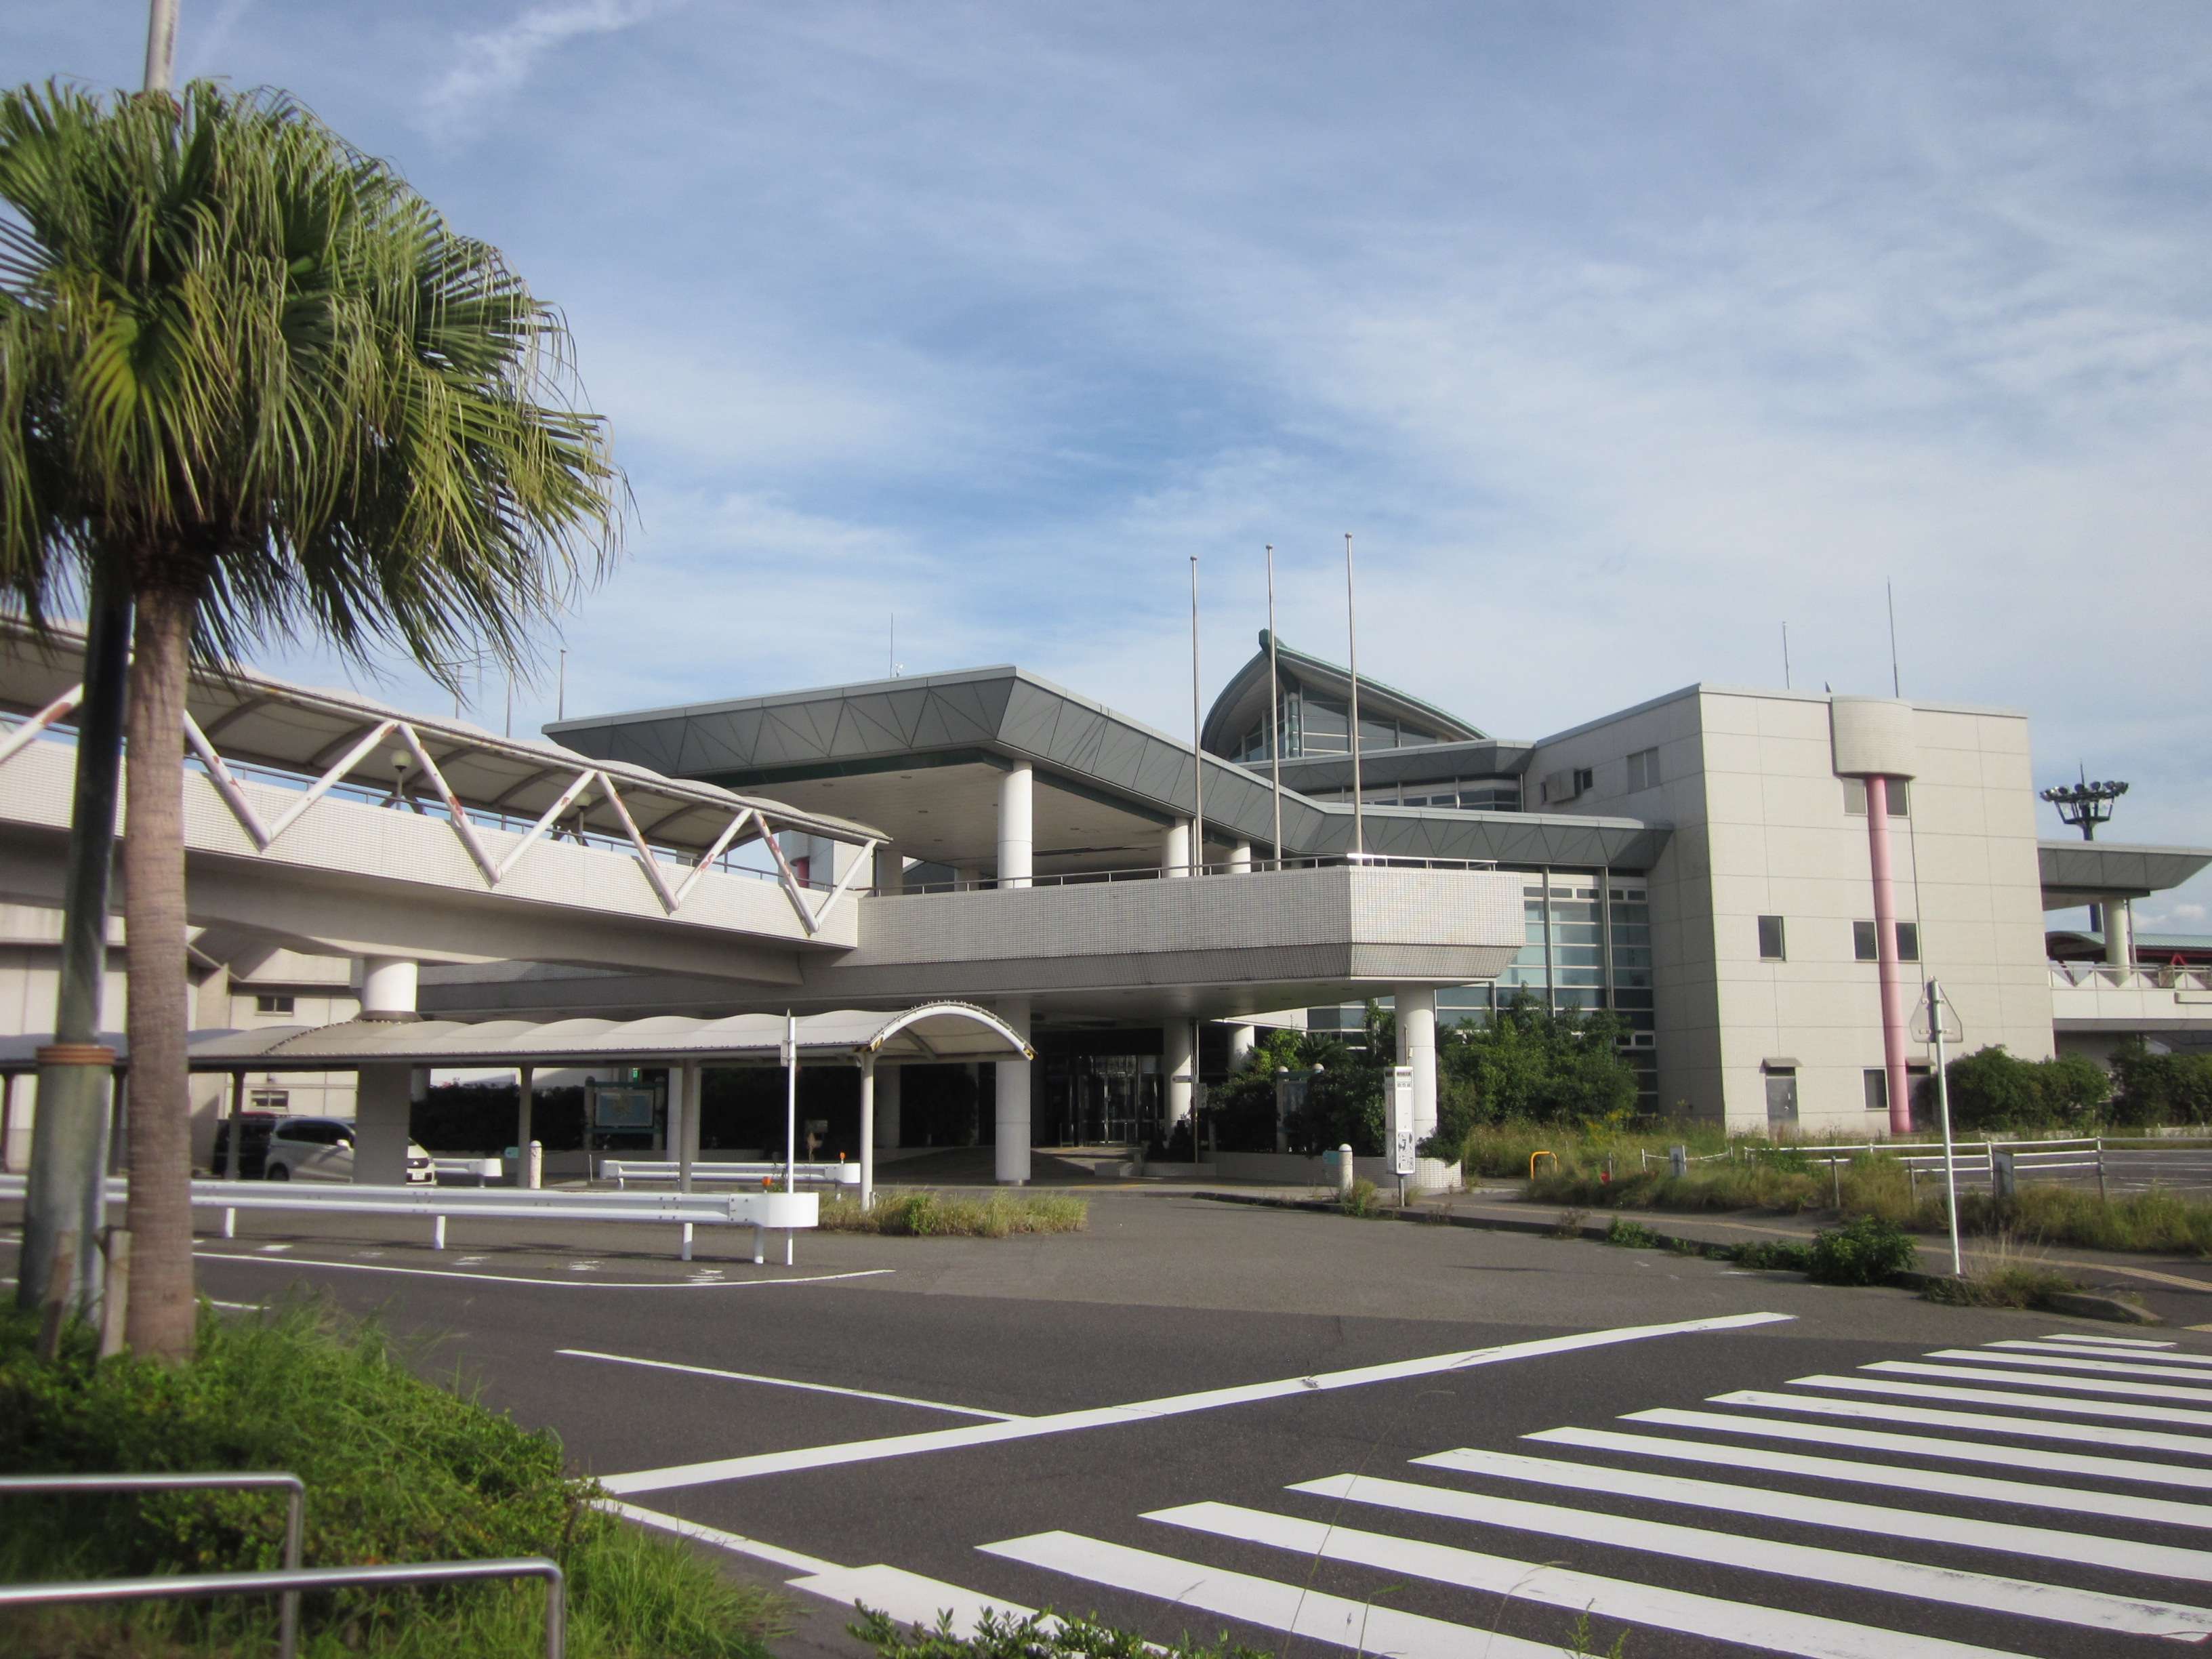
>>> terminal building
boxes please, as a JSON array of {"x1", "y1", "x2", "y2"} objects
[{"x1": 1, "y1": 622, "x2": 2208, "y2": 1182}]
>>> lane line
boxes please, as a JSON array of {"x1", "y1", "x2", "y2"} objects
[
  {"x1": 1416, "y1": 1446, "x2": 2212, "y2": 1580},
  {"x1": 1920, "y1": 1347, "x2": 2212, "y2": 1384},
  {"x1": 194, "y1": 1251, "x2": 893, "y2": 1290},
  {"x1": 979, "y1": 1530, "x2": 1576, "y2": 1659},
  {"x1": 1715, "y1": 1387, "x2": 2212, "y2": 1454},
  {"x1": 1296, "y1": 1472, "x2": 2212, "y2": 1640},
  {"x1": 595, "y1": 1499, "x2": 838, "y2": 1574},
  {"x1": 1992, "y1": 1340, "x2": 2212, "y2": 1367},
  {"x1": 1866, "y1": 1359, "x2": 2212, "y2": 1404},
  {"x1": 558, "y1": 1349, "x2": 1025, "y2": 1420},
  {"x1": 1530, "y1": 1425, "x2": 2212, "y2": 1529},
  {"x1": 598, "y1": 1310, "x2": 1793, "y2": 1496},
  {"x1": 1782, "y1": 1372, "x2": 2212, "y2": 1429},
  {"x1": 1151, "y1": 1499, "x2": 2034, "y2": 1659},
  {"x1": 1624, "y1": 1405, "x2": 2212, "y2": 1489}
]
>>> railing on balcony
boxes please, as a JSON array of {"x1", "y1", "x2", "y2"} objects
[
  {"x1": 874, "y1": 852, "x2": 1504, "y2": 897},
  {"x1": 2049, "y1": 961, "x2": 2212, "y2": 993}
]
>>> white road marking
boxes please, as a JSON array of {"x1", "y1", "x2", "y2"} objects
[
  {"x1": 596, "y1": 1499, "x2": 838, "y2": 1574},
  {"x1": 1623, "y1": 1405, "x2": 2212, "y2": 1488},
  {"x1": 980, "y1": 1530, "x2": 1578, "y2": 1659},
  {"x1": 1790, "y1": 1372, "x2": 2212, "y2": 1428},
  {"x1": 194, "y1": 1250, "x2": 894, "y2": 1290},
  {"x1": 1415, "y1": 1446, "x2": 2212, "y2": 1580},
  {"x1": 1867, "y1": 1359, "x2": 2212, "y2": 1404},
  {"x1": 1530, "y1": 1424, "x2": 2212, "y2": 1529},
  {"x1": 1296, "y1": 1473, "x2": 2212, "y2": 1639},
  {"x1": 787, "y1": 1565, "x2": 1048, "y2": 1634},
  {"x1": 1991, "y1": 1339, "x2": 2212, "y2": 1367},
  {"x1": 1151, "y1": 1500, "x2": 2033, "y2": 1659},
  {"x1": 2039, "y1": 1332, "x2": 2175, "y2": 1347},
  {"x1": 1713, "y1": 1387, "x2": 2212, "y2": 1455},
  {"x1": 1921, "y1": 1347, "x2": 2212, "y2": 1384},
  {"x1": 596, "y1": 1310, "x2": 1793, "y2": 1495},
  {"x1": 558, "y1": 1349, "x2": 1024, "y2": 1420}
]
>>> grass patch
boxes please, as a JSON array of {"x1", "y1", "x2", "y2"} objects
[
  {"x1": 1921, "y1": 1235, "x2": 2088, "y2": 1309},
  {"x1": 1340, "y1": 1177, "x2": 1386, "y2": 1218},
  {"x1": 1603, "y1": 1216, "x2": 1661, "y2": 1249},
  {"x1": 853, "y1": 1605, "x2": 1269, "y2": 1659},
  {"x1": 820, "y1": 1190, "x2": 1088, "y2": 1237},
  {"x1": 0, "y1": 1297, "x2": 779, "y2": 1659}
]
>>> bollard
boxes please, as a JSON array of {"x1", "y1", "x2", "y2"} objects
[
  {"x1": 1337, "y1": 1143, "x2": 1355, "y2": 1197},
  {"x1": 432, "y1": 1215, "x2": 447, "y2": 1251},
  {"x1": 527, "y1": 1140, "x2": 544, "y2": 1191},
  {"x1": 1668, "y1": 1144, "x2": 1688, "y2": 1179},
  {"x1": 1990, "y1": 1147, "x2": 2018, "y2": 1201}
]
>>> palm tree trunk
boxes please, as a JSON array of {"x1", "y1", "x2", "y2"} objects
[{"x1": 121, "y1": 580, "x2": 198, "y2": 1361}]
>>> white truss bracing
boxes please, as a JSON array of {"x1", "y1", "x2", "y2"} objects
[{"x1": 4, "y1": 698, "x2": 869, "y2": 933}]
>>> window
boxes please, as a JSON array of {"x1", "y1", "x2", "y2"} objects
[
  {"x1": 1864, "y1": 1066, "x2": 1932, "y2": 1117},
  {"x1": 1757, "y1": 916, "x2": 1787, "y2": 961},
  {"x1": 254, "y1": 994, "x2": 294, "y2": 1015},
  {"x1": 1626, "y1": 747, "x2": 1660, "y2": 792},
  {"x1": 248, "y1": 1090, "x2": 289, "y2": 1113},
  {"x1": 1854, "y1": 921, "x2": 1921, "y2": 962},
  {"x1": 1842, "y1": 777, "x2": 1911, "y2": 817}
]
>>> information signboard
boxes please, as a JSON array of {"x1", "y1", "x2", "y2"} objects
[{"x1": 1389, "y1": 1066, "x2": 1416, "y2": 1176}]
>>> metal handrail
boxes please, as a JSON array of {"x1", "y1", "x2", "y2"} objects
[
  {"x1": 0, "y1": 1556, "x2": 563, "y2": 1659},
  {"x1": 876, "y1": 851, "x2": 1504, "y2": 895},
  {"x1": 0, "y1": 1472, "x2": 305, "y2": 1655}
]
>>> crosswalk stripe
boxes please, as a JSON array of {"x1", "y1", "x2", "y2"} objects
[
  {"x1": 1868, "y1": 1359, "x2": 2212, "y2": 1403},
  {"x1": 1291, "y1": 1473, "x2": 2212, "y2": 1640},
  {"x1": 1717, "y1": 1385, "x2": 2212, "y2": 1452},
  {"x1": 1530, "y1": 1424, "x2": 2212, "y2": 1528},
  {"x1": 1784, "y1": 1370, "x2": 2212, "y2": 1427},
  {"x1": 1922, "y1": 1347, "x2": 2212, "y2": 1385},
  {"x1": 1992, "y1": 1339, "x2": 2212, "y2": 1368},
  {"x1": 977, "y1": 1530, "x2": 1576, "y2": 1659},
  {"x1": 2039, "y1": 1332, "x2": 2175, "y2": 1347},
  {"x1": 1148, "y1": 1499, "x2": 2033, "y2": 1659},
  {"x1": 1624, "y1": 1404, "x2": 2212, "y2": 1488},
  {"x1": 783, "y1": 1564, "x2": 1044, "y2": 1634},
  {"x1": 1414, "y1": 1446, "x2": 2212, "y2": 1579}
]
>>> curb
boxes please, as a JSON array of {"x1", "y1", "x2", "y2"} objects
[{"x1": 1191, "y1": 1191, "x2": 2167, "y2": 1323}]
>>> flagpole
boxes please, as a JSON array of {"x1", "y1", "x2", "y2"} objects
[
  {"x1": 1266, "y1": 546, "x2": 1282, "y2": 867},
  {"x1": 1189, "y1": 554, "x2": 1203, "y2": 874},
  {"x1": 1345, "y1": 533, "x2": 1363, "y2": 861}
]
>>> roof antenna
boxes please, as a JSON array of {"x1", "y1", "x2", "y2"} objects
[
  {"x1": 1346, "y1": 533, "x2": 1364, "y2": 861},
  {"x1": 889, "y1": 613, "x2": 900, "y2": 678},
  {"x1": 1887, "y1": 579, "x2": 1901, "y2": 699},
  {"x1": 1782, "y1": 621, "x2": 1791, "y2": 690}
]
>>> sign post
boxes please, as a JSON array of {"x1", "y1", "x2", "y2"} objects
[
  {"x1": 782, "y1": 1013, "x2": 798, "y2": 1195},
  {"x1": 1914, "y1": 980, "x2": 1965, "y2": 1277},
  {"x1": 1389, "y1": 1065, "x2": 1416, "y2": 1205}
]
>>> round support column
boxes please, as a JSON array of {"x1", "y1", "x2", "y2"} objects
[
  {"x1": 1395, "y1": 986, "x2": 1439, "y2": 1145},
  {"x1": 998, "y1": 763, "x2": 1033, "y2": 889},
  {"x1": 1163, "y1": 819, "x2": 1191, "y2": 878},
  {"x1": 1162, "y1": 1017, "x2": 1193, "y2": 1137},
  {"x1": 360, "y1": 957, "x2": 420, "y2": 1021},
  {"x1": 996, "y1": 997, "x2": 1031, "y2": 1185},
  {"x1": 353, "y1": 956, "x2": 418, "y2": 1184}
]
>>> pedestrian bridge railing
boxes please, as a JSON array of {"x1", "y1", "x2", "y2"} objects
[{"x1": 0, "y1": 1174, "x2": 819, "y2": 1264}]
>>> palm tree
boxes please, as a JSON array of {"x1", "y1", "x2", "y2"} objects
[{"x1": 0, "y1": 81, "x2": 623, "y2": 1360}]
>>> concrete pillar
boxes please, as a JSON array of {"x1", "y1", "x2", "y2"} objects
[
  {"x1": 1229, "y1": 840, "x2": 1252, "y2": 873},
  {"x1": 359, "y1": 956, "x2": 419, "y2": 1021},
  {"x1": 1227, "y1": 1022, "x2": 1256, "y2": 1073},
  {"x1": 353, "y1": 955, "x2": 417, "y2": 1183},
  {"x1": 2107, "y1": 898, "x2": 2135, "y2": 969},
  {"x1": 998, "y1": 762, "x2": 1033, "y2": 889},
  {"x1": 996, "y1": 996, "x2": 1031, "y2": 1185},
  {"x1": 515, "y1": 1065, "x2": 536, "y2": 1187},
  {"x1": 1163, "y1": 1018, "x2": 1193, "y2": 1136},
  {"x1": 1395, "y1": 985, "x2": 1439, "y2": 1145},
  {"x1": 676, "y1": 1060, "x2": 700, "y2": 1192},
  {"x1": 874, "y1": 1063, "x2": 901, "y2": 1148},
  {"x1": 859, "y1": 1056, "x2": 876, "y2": 1207},
  {"x1": 873, "y1": 844, "x2": 905, "y2": 896},
  {"x1": 1163, "y1": 818, "x2": 1191, "y2": 877}
]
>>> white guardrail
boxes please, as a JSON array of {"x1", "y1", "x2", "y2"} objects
[
  {"x1": 599, "y1": 1159, "x2": 861, "y2": 1191},
  {"x1": 0, "y1": 1175, "x2": 819, "y2": 1265},
  {"x1": 1729, "y1": 1136, "x2": 2212, "y2": 1200}
]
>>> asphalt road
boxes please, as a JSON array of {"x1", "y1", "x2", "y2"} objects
[{"x1": 18, "y1": 1193, "x2": 2212, "y2": 1659}]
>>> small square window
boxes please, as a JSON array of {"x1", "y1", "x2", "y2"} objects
[
  {"x1": 1896, "y1": 922, "x2": 1920, "y2": 962},
  {"x1": 249, "y1": 1089, "x2": 290, "y2": 1113},
  {"x1": 1626, "y1": 747, "x2": 1660, "y2": 792},
  {"x1": 1863, "y1": 1069, "x2": 1888, "y2": 1112},
  {"x1": 1854, "y1": 922, "x2": 1920, "y2": 962},
  {"x1": 1853, "y1": 921, "x2": 1878, "y2": 961},
  {"x1": 1842, "y1": 778, "x2": 1911, "y2": 817},
  {"x1": 1757, "y1": 916, "x2": 1787, "y2": 961},
  {"x1": 254, "y1": 994, "x2": 295, "y2": 1015},
  {"x1": 1572, "y1": 766, "x2": 1595, "y2": 794}
]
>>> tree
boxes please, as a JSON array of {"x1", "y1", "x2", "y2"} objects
[
  {"x1": 0, "y1": 83, "x2": 621, "y2": 1359},
  {"x1": 1434, "y1": 991, "x2": 1639, "y2": 1143}
]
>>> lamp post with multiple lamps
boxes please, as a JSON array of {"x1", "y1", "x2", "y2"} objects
[{"x1": 2041, "y1": 771, "x2": 2132, "y2": 956}]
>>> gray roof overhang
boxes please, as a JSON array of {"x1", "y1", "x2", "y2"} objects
[
  {"x1": 2039, "y1": 841, "x2": 2212, "y2": 907},
  {"x1": 548, "y1": 665, "x2": 1666, "y2": 871},
  {"x1": 1271, "y1": 738, "x2": 1537, "y2": 793},
  {"x1": 1199, "y1": 631, "x2": 1487, "y2": 754}
]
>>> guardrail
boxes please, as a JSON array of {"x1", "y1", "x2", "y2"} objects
[
  {"x1": 0, "y1": 1176, "x2": 819, "y2": 1265},
  {"x1": 430, "y1": 1157, "x2": 505, "y2": 1185},
  {"x1": 1738, "y1": 1137, "x2": 2212, "y2": 1201},
  {"x1": 600, "y1": 1159, "x2": 861, "y2": 1191},
  {"x1": 0, "y1": 1555, "x2": 563, "y2": 1659},
  {"x1": 0, "y1": 1472, "x2": 305, "y2": 1655}
]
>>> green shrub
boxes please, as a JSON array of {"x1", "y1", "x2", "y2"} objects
[
  {"x1": 1807, "y1": 1216, "x2": 1918, "y2": 1286},
  {"x1": 1341, "y1": 1177, "x2": 1384, "y2": 1217},
  {"x1": 2111, "y1": 1038, "x2": 2212, "y2": 1127},
  {"x1": 0, "y1": 1298, "x2": 777, "y2": 1658},
  {"x1": 1603, "y1": 1216, "x2": 1661, "y2": 1248},
  {"x1": 1431, "y1": 993, "x2": 1640, "y2": 1153},
  {"x1": 821, "y1": 1191, "x2": 1087, "y2": 1237},
  {"x1": 1944, "y1": 1045, "x2": 2110, "y2": 1133},
  {"x1": 1728, "y1": 1238, "x2": 1816, "y2": 1272}
]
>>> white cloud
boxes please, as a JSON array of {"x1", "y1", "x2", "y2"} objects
[{"x1": 419, "y1": 0, "x2": 675, "y2": 135}]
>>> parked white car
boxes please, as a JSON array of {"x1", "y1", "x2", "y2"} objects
[{"x1": 263, "y1": 1117, "x2": 435, "y2": 1184}]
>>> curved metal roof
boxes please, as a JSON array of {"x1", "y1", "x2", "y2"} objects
[{"x1": 1200, "y1": 631, "x2": 1488, "y2": 756}]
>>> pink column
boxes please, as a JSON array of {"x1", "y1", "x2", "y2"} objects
[{"x1": 1865, "y1": 775, "x2": 1913, "y2": 1134}]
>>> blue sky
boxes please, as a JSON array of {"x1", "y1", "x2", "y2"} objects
[{"x1": 10, "y1": 3, "x2": 2212, "y2": 922}]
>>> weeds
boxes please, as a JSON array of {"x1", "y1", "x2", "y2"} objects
[
  {"x1": 0, "y1": 1296, "x2": 779, "y2": 1659},
  {"x1": 1603, "y1": 1216, "x2": 1661, "y2": 1249},
  {"x1": 1551, "y1": 1207, "x2": 1589, "y2": 1239},
  {"x1": 1807, "y1": 1216, "x2": 1918, "y2": 1286},
  {"x1": 1340, "y1": 1177, "x2": 1385, "y2": 1218},
  {"x1": 850, "y1": 1605, "x2": 1269, "y2": 1659},
  {"x1": 819, "y1": 1191, "x2": 1088, "y2": 1237},
  {"x1": 1922, "y1": 1235, "x2": 2087, "y2": 1309}
]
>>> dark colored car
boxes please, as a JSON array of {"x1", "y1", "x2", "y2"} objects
[{"x1": 209, "y1": 1111, "x2": 281, "y2": 1179}]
